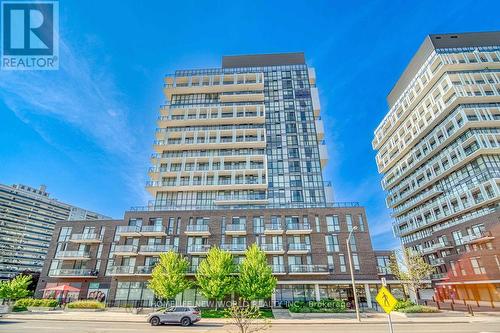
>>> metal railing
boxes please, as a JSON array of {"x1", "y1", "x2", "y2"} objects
[
  {"x1": 109, "y1": 266, "x2": 135, "y2": 275},
  {"x1": 116, "y1": 225, "x2": 141, "y2": 234},
  {"x1": 286, "y1": 223, "x2": 312, "y2": 231},
  {"x1": 187, "y1": 245, "x2": 211, "y2": 253},
  {"x1": 114, "y1": 245, "x2": 138, "y2": 253},
  {"x1": 186, "y1": 225, "x2": 209, "y2": 233},
  {"x1": 220, "y1": 244, "x2": 246, "y2": 252},
  {"x1": 140, "y1": 225, "x2": 166, "y2": 233},
  {"x1": 225, "y1": 224, "x2": 247, "y2": 232}
]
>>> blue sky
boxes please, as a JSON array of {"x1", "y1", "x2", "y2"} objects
[{"x1": 1, "y1": 0, "x2": 499, "y2": 249}]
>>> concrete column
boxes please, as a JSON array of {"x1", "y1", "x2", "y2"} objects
[
  {"x1": 364, "y1": 284, "x2": 372, "y2": 308},
  {"x1": 314, "y1": 284, "x2": 321, "y2": 301}
]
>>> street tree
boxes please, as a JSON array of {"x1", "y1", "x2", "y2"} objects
[
  {"x1": 0, "y1": 274, "x2": 32, "y2": 304},
  {"x1": 148, "y1": 251, "x2": 191, "y2": 303},
  {"x1": 389, "y1": 247, "x2": 434, "y2": 303},
  {"x1": 238, "y1": 244, "x2": 277, "y2": 302},
  {"x1": 196, "y1": 246, "x2": 236, "y2": 309}
]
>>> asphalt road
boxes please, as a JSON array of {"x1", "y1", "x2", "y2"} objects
[{"x1": 1, "y1": 319, "x2": 500, "y2": 333}]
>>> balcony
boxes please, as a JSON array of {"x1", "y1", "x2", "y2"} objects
[
  {"x1": 461, "y1": 230, "x2": 495, "y2": 245},
  {"x1": 429, "y1": 258, "x2": 446, "y2": 266},
  {"x1": 185, "y1": 224, "x2": 210, "y2": 236},
  {"x1": 116, "y1": 225, "x2": 141, "y2": 237},
  {"x1": 288, "y1": 264, "x2": 329, "y2": 275},
  {"x1": 288, "y1": 243, "x2": 311, "y2": 254},
  {"x1": 113, "y1": 245, "x2": 138, "y2": 256},
  {"x1": 220, "y1": 243, "x2": 246, "y2": 254},
  {"x1": 224, "y1": 224, "x2": 247, "y2": 235},
  {"x1": 135, "y1": 265, "x2": 154, "y2": 275},
  {"x1": 315, "y1": 119, "x2": 324, "y2": 141},
  {"x1": 271, "y1": 264, "x2": 286, "y2": 275},
  {"x1": 55, "y1": 250, "x2": 91, "y2": 260},
  {"x1": 69, "y1": 233, "x2": 102, "y2": 243},
  {"x1": 187, "y1": 244, "x2": 211, "y2": 255},
  {"x1": 319, "y1": 143, "x2": 328, "y2": 167},
  {"x1": 219, "y1": 91, "x2": 265, "y2": 103},
  {"x1": 431, "y1": 273, "x2": 450, "y2": 281},
  {"x1": 49, "y1": 268, "x2": 98, "y2": 278},
  {"x1": 377, "y1": 267, "x2": 392, "y2": 275},
  {"x1": 140, "y1": 225, "x2": 167, "y2": 236},
  {"x1": 260, "y1": 243, "x2": 285, "y2": 254},
  {"x1": 215, "y1": 194, "x2": 268, "y2": 206},
  {"x1": 108, "y1": 266, "x2": 135, "y2": 276},
  {"x1": 420, "y1": 241, "x2": 454, "y2": 254},
  {"x1": 138, "y1": 244, "x2": 177, "y2": 255},
  {"x1": 285, "y1": 224, "x2": 313, "y2": 235},
  {"x1": 264, "y1": 224, "x2": 284, "y2": 235}
]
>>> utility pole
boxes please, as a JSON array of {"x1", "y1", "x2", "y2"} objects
[{"x1": 346, "y1": 225, "x2": 360, "y2": 322}]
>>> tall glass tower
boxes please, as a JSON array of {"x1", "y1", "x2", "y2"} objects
[{"x1": 148, "y1": 53, "x2": 332, "y2": 210}]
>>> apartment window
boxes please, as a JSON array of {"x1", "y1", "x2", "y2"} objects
[
  {"x1": 58, "y1": 227, "x2": 72, "y2": 242},
  {"x1": 325, "y1": 235, "x2": 340, "y2": 252},
  {"x1": 457, "y1": 260, "x2": 466, "y2": 276},
  {"x1": 495, "y1": 255, "x2": 500, "y2": 272},
  {"x1": 352, "y1": 253, "x2": 360, "y2": 271},
  {"x1": 339, "y1": 254, "x2": 347, "y2": 273},
  {"x1": 314, "y1": 216, "x2": 320, "y2": 232},
  {"x1": 327, "y1": 255, "x2": 334, "y2": 271},
  {"x1": 346, "y1": 215, "x2": 353, "y2": 231},
  {"x1": 470, "y1": 257, "x2": 486, "y2": 275},
  {"x1": 450, "y1": 261, "x2": 458, "y2": 277},
  {"x1": 326, "y1": 215, "x2": 340, "y2": 232},
  {"x1": 358, "y1": 215, "x2": 365, "y2": 232},
  {"x1": 350, "y1": 237, "x2": 357, "y2": 252}
]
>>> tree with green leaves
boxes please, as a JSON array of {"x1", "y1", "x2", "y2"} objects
[
  {"x1": 148, "y1": 251, "x2": 191, "y2": 302},
  {"x1": 238, "y1": 243, "x2": 277, "y2": 302},
  {"x1": 196, "y1": 246, "x2": 236, "y2": 309},
  {"x1": 0, "y1": 274, "x2": 32, "y2": 304},
  {"x1": 389, "y1": 247, "x2": 434, "y2": 303}
]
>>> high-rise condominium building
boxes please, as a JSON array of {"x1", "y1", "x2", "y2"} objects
[
  {"x1": 147, "y1": 52, "x2": 332, "y2": 210},
  {"x1": 373, "y1": 32, "x2": 500, "y2": 304},
  {"x1": 0, "y1": 183, "x2": 109, "y2": 279},
  {"x1": 36, "y1": 53, "x2": 401, "y2": 308}
]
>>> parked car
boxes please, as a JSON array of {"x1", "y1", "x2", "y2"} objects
[{"x1": 147, "y1": 306, "x2": 201, "y2": 326}]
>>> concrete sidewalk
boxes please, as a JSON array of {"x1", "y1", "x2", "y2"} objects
[{"x1": 2, "y1": 310, "x2": 500, "y2": 325}]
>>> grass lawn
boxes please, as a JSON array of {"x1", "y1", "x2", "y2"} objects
[{"x1": 201, "y1": 308, "x2": 274, "y2": 318}]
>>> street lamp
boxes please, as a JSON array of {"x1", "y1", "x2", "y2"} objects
[{"x1": 346, "y1": 225, "x2": 360, "y2": 322}]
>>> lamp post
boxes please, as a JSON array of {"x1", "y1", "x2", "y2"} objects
[{"x1": 346, "y1": 225, "x2": 360, "y2": 322}]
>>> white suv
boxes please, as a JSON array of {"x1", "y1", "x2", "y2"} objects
[{"x1": 147, "y1": 306, "x2": 201, "y2": 326}]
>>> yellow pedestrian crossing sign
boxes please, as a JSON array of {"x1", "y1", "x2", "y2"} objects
[{"x1": 375, "y1": 286, "x2": 398, "y2": 313}]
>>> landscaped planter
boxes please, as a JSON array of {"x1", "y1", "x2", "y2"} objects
[
  {"x1": 0, "y1": 304, "x2": 13, "y2": 314},
  {"x1": 27, "y1": 306, "x2": 57, "y2": 312},
  {"x1": 289, "y1": 311, "x2": 367, "y2": 318},
  {"x1": 64, "y1": 308, "x2": 105, "y2": 312},
  {"x1": 393, "y1": 311, "x2": 463, "y2": 318}
]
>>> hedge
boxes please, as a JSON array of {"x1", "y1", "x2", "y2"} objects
[
  {"x1": 67, "y1": 300, "x2": 105, "y2": 309},
  {"x1": 398, "y1": 305, "x2": 439, "y2": 313},
  {"x1": 14, "y1": 298, "x2": 59, "y2": 308}
]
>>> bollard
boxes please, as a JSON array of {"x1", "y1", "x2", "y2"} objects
[{"x1": 450, "y1": 302, "x2": 454, "y2": 311}]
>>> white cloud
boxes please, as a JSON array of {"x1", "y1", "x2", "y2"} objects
[{"x1": 0, "y1": 38, "x2": 150, "y2": 205}]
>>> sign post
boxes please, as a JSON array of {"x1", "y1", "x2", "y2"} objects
[{"x1": 375, "y1": 280, "x2": 397, "y2": 333}]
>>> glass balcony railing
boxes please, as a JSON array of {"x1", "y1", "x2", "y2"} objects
[
  {"x1": 260, "y1": 244, "x2": 284, "y2": 252},
  {"x1": 140, "y1": 225, "x2": 166, "y2": 234},
  {"x1": 109, "y1": 266, "x2": 135, "y2": 275},
  {"x1": 225, "y1": 224, "x2": 247, "y2": 232},
  {"x1": 286, "y1": 224, "x2": 312, "y2": 232},
  {"x1": 70, "y1": 233, "x2": 102, "y2": 242},
  {"x1": 288, "y1": 243, "x2": 311, "y2": 252},
  {"x1": 187, "y1": 245, "x2": 211, "y2": 253},
  {"x1": 220, "y1": 244, "x2": 246, "y2": 252},
  {"x1": 139, "y1": 244, "x2": 177, "y2": 253},
  {"x1": 116, "y1": 225, "x2": 141, "y2": 234},
  {"x1": 186, "y1": 225, "x2": 209, "y2": 233},
  {"x1": 271, "y1": 265, "x2": 286, "y2": 273},
  {"x1": 114, "y1": 245, "x2": 138, "y2": 254},
  {"x1": 49, "y1": 268, "x2": 97, "y2": 277},
  {"x1": 288, "y1": 265, "x2": 328, "y2": 273},
  {"x1": 55, "y1": 251, "x2": 90, "y2": 259},
  {"x1": 136, "y1": 265, "x2": 154, "y2": 275},
  {"x1": 264, "y1": 224, "x2": 283, "y2": 232}
]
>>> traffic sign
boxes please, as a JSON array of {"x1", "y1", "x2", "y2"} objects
[{"x1": 375, "y1": 286, "x2": 398, "y2": 314}]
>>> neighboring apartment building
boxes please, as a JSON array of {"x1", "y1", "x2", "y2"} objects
[
  {"x1": 37, "y1": 53, "x2": 400, "y2": 307},
  {"x1": 373, "y1": 32, "x2": 500, "y2": 305},
  {"x1": 0, "y1": 183, "x2": 109, "y2": 280}
]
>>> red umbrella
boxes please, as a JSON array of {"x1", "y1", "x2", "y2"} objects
[{"x1": 43, "y1": 285, "x2": 80, "y2": 292}]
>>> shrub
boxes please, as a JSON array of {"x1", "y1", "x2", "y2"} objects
[
  {"x1": 67, "y1": 300, "x2": 105, "y2": 309},
  {"x1": 398, "y1": 305, "x2": 439, "y2": 313},
  {"x1": 393, "y1": 299, "x2": 415, "y2": 311},
  {"x1": 14, "y1": 298, "x2": 58, "y2": 308}
]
